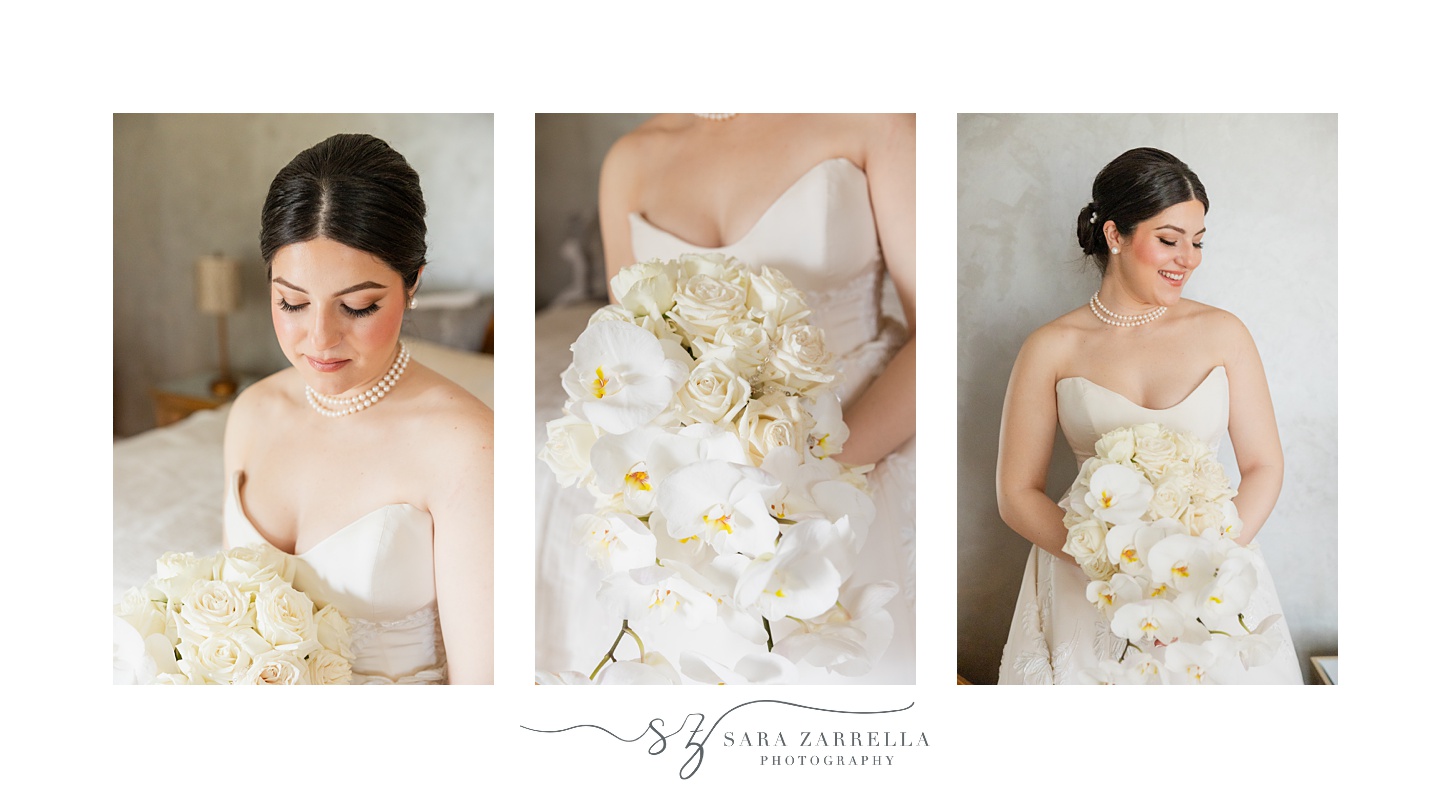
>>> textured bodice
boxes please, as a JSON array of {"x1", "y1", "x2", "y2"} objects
[
  {"x1": 629, "y1": 157, "x2": 905, "y2": 404},
  {"x1": 225, "y1": 472, "x2": 445, "y2": 684}
]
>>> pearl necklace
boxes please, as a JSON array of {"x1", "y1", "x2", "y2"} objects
[
  {"x1": 1090, "y1": 291, "x2": 1166, "y2": 328},
  {"x1": 304, "y1": 343, "x2": 411, "y2": 418},
  {"x1": 693, "y1": 113, "x2": 738, "y2": 121}
]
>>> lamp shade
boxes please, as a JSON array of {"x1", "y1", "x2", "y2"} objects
[{"x1": 196, "y1": 253, "x2": 241, "y2": 315}]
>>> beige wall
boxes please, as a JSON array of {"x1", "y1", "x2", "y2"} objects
[{"x1": 113, "y1": 114, "x2": 493, "y2": 437}]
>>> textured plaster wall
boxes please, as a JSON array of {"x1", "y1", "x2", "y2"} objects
[
  {"x1": 956, "y1": 114, "x2": 1338, "y2": 684},
  {"x1": 113, "y1": 113, "x2": 493, "y2": 438},
  {"x1": 534, "y1": 113, "x2": 651, "y2": 309}
]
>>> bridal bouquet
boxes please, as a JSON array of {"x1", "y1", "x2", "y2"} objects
[
  {"x1": 539, "y1": 254, "x2": 893, "y2": 684},
  {"x1": 1061, "y1": 423, "x2": 1281, "y2": 684},
  {"x1": 113, "y1": 545, "x2": 353, "y2": 685}
]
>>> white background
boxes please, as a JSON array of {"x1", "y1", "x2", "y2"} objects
[{"x1": 6, "y1": 1, "x2": 1437, "y2": 792}]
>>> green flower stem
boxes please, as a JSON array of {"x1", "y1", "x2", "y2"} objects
[
  {"x1": 763, "y1": 617, "x2": 774, "y2": 652},
  {"x1": 623, "y1": 623, "x2": 645, "y2": 659},
  {"x1": 1238, "y1": 613, "x2": 1252, "y2": 634},
  {"x1": 589, "y1": 620, "x2": 642, "y2": 681}
]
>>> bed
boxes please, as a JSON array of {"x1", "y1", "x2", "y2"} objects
[{"x1": 113, "y1": 336, "x2": 494, "y2": 600}]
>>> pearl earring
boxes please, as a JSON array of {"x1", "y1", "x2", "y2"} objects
[
  {"x1": 408, "y1": 295, "x2": 418, "y2": 310},
  {"x1": 1111, "y1": 247, "x2": 1120, "y2": 255}
]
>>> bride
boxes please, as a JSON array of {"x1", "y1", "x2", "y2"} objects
[
  {"x1": 996, "y1": 147, "x2": 1301, "y2": 684},
  {"x1": 223, "y1": 133, "x2": 493, "y2": 684},
  {"x1": 536, "y1": 113, "x2": 916, "y2": 683}
]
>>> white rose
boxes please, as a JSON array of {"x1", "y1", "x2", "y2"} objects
[
  {"x1": 702, "y1": 320, "x2": 772, "y2": 375},
  {"x1": 1063, "y1": 517, "x2": 1113, "y2": 579},
  {"x1": 182, "y1": 627, "x2": 268, "y2": 685},
  {"x1": 1094, "y1": 428, "x2": 1137, "y2": 465},
  {"x1": 738, "y1": 394, "x2": 808, "y2": 465},
  {"x1": 218, "y1": 545, "x2": 293, "y2": 591},
  {"x1": 254, "y1": 575, "x2": 318, "y2": 649},
  {"x1": 767, "y1": 324, "x2": 835, "y2": 392},
  {"x1": 178, "y1": 580, "x2": 254, "y2": 636},
  {"x1": 235, "y1": 649, "x2": 310, "y2": 685},
  {"x1": 1149, "y1": 474, "x2": 1193, "y2": 521},
  {"x1": 611, "y1": 259, "x2": 679, "y2": 318},
  {"x1": 1194, "y1": 457, "x2": 1235, "y2": 503},
  {"x1": 152, "y1": 551, "x2": 221, "y2": 602},
  {"x1": 678, "y1": 359, "x2": 751, "y2": 425},
  {"x1": 115, "y1": 587, "x2": 168, "y2": 639},
  {"x1": 540, "y1": 415, "x2": 602, "y2": 487},
  {"x1": 675, "y1": 253, "x2": 749, "y2": 287},
  {"x1": 1183, "y1": 501, "x2": 1228, "y2": 537},
  {"x1": 314, "y1": 605, "x2": 354, "y2": 660},
  {"x1": 307, "y1": 649, "x2": 353, "y2": 685},
  {"x1": 747, "y1": 265, "x2": 810, "y2": 331},
  {"x1": 669, "y1": 273, "x2": 748, "y2": 342},
  {"x1": 1131, "y1": 425, "x2": 1181, "y2": 480}
]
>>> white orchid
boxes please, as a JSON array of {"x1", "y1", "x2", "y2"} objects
[
  {"x1": 1164, "y1": 642, "x2": 1221, "y2": 684},
  {"x1": 563, "y1": 321, "x2": 689, "y2": 435},
  {"x1": 1148, "y1": 534, "x2": 1217, "y2": 594},
  {"x1": 1085, "y1": 572, "x2": 1145, "y2": 617},
  {"x1": 1194, "y1": 548, "x2": 1260, "y2": 626},
  {"x1": 1109, "y1": 599, "x2": 1186, "y2": 646},
  {"x1": 590, "y1": 427, "x2": 668, "y2": 515},
  {"x1": 574, "y1": 512, "x2": 658, "y2": 574},
  {"x1": 680, "y1": 651, "x2": 798, "y2": 685},
  {"x1": 598, "y1": 566, "x2": 717, "y2": 631},
  {"x1": 656, "y1": 460, "x2": 781, "y2": 557},
  {"x1": 1084, "y1": 463, "x2": 1155, "y2": 526},
  {"x1": 772, "y1": 580, "x2": 897, "y2": 676},
  {"x1": 735, "y1": 518, "x2": 844, "y2": 621},
  {"x1": 596, "y1": 652, "x2": 684, "y2": 685}
]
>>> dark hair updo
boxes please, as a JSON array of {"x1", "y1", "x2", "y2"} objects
[
  {"x1": 1076, "y1": 147, "x2": 1208, "y2": 275},
  {"x1": 260, "y1": 133, "x2": 427, "y2": 289}
]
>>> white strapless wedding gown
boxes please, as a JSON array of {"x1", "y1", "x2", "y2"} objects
[
  {"x1": 998, "y1": 366, "x2": 1303, "y2": 684},
  {"x1": 225, "y1": 472, "x2": 447, "y2": 684},
  {"x1": 535, "y1": 157, "x2": 916, "y2": 683}
]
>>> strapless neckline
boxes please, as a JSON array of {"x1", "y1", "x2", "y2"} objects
[
  {"x1": 629, "y1": 157, "x2": 862, "y2": 250},
  {"x1": 1057, "y1": 365, "x2": 1226, "y2": 413},
  {"x1": 229, "y1": 471, "x2": 427, "y2": 557}
]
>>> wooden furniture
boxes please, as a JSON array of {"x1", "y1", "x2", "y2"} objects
[{"x1": 149, "y1": 373, "x2": 261, "y2": 427}]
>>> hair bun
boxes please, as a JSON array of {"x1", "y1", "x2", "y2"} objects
[{"x1": 1075, "y1": 201, "x2": 1100, "y2": 254}]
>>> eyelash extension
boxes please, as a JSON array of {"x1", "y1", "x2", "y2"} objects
[
  {"x1": 277, "y1": 297, "x2": 306, "y2": 313},
  {"x1": 342, "y1": 303, "x2": 382, "y2": 319}
]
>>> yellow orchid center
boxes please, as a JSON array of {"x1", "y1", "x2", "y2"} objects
[
  {"x1": 702, "y1": 507, "x2": 733, "y2": 535},
  {"x1": 774, "y1": 588, "x2": 787, "y2": 598},
  {"x1": 625, "y1": 470, "x2": 651, "y2": 492},
  {"x1": 1122, "y1": 547, "x2": 1138, "y2": 564},
  {"x1": 1139, "y1": 618, "x2": 1159, "y2": 634},
  {"x1": 591, "y1": 367, "x2": 609, "y2": 399},
  {"x1": 1151, "y1": 583, "x2": 1169, "y2": 597},
  {"x1": 1172, "y1": 564, "x2": 1191, "y2": 579},
  {"x1": 1098, "y1": 490, "x2": 1115, "y2": 508},
  {"x1": 1209, "y1": 595, "x2": 1223, "y2": 604}
]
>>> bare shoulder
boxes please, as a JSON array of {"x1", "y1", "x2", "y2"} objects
[
  {"x1": 1016, "y1": 307, "x2": 1089, "y2": 379},
  {"x1": 223, "y1": 369, "x2": 296, "y2": 468},
  {"x1": 1180, "y1": 299, "x2": 1257, "y2": 353},
  {"x1": 407, "y1": 365, "x2": 495, "y2": 456}
]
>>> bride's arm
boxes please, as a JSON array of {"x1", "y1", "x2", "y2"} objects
[
  {"x1": 599, "y1": 131, "x2": 643, "y2": 294},
  {"x1": 996, "y1": 327, "x2": 1077, "y2": 563},
  {"x1": 432, "y1": 408, "x2": 495, "y2": 684},
  {"x1": 839, "y1": 114, "x2": 916, "y2": 467},
  {"x1": 1221, "y1": 313, "x2": 1284, "y2": 545}
]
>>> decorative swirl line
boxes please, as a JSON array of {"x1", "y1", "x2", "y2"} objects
[{"x1": 522, "y1": 699, "x2": 914, "y2": 780}]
